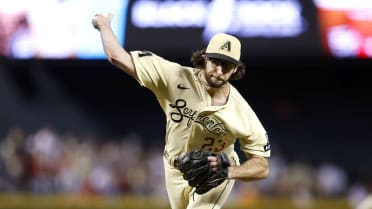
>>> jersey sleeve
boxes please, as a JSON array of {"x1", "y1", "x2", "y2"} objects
[
  {"x1": 130, "y1": 50, "x2": 181, "y2": 96},
  {"x1": 130, "y1": 51, "x2": 182, "y2": 105},
  {"x1": 240, "y1": 109, "x2": 271, "y2": 158}
]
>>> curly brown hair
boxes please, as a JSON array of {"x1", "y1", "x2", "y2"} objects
[{"x1": 190, "y1": 48, "x2": 246, "y2": 80}]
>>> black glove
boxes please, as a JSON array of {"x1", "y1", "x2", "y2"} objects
[
  {"x1": 175, "y1": 149, "x2": 230, "y2": 194},
  {"x1": 176, "y1": 149, "x2": 213, "y2": 187},
  {"x1": 195, "y1": 152, "x2": 230, "y2": 194}
]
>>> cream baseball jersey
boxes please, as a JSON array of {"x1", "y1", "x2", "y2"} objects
[{"x1": 130, "y1": 50, "x2": 270, "y2": 160}]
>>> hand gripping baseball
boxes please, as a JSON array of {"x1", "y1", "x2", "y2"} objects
[{"x1": 92, "y1": 12, "x2": 113, "y2": 30}]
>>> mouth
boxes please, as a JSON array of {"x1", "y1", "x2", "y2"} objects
[{"x1": 212, "y1": 76, "x2": 224, "y2": 82}]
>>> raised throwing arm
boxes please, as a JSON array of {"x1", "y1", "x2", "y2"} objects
[{"x1": 92, "y1": 13, "x2": 137, "y2": 79}]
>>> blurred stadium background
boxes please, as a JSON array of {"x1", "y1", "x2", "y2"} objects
[{"x1": 1, "y1": 0, "x2": 372, "y2": 209}]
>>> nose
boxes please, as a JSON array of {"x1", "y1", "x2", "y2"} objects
[{"x1": 214, "y1": 65, "x2": 224, "y2": 76}]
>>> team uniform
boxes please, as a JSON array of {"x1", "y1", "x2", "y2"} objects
[{"x1": 130, "y1": 50, "x2": 271, "y2": 209}]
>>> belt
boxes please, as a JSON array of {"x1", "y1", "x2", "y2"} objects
[
  {"x1": 163, "y1": 149, "x2": 179, "y2": 168},
  {"x1": 163, "y1": 149, "x2": 237, "y2": 168}
]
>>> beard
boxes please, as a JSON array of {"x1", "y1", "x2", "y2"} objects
[{"x1": 205, "y1": 74, "x2": 228, "y2": 88}]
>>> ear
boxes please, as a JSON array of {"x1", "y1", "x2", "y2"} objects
[
  {"x1": 232, "y1": 66, "x2": 238, "y2": 73},
  {"x1": 202, "y1": 54, "x2": 208, "y2": 64}
]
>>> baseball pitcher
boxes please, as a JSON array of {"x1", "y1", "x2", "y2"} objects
[{"x1": 92, "y1": 12, "x2": 271, "y2": 209}]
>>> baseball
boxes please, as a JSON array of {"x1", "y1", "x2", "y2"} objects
[{"x1": 102, "y1": 12, "x2": 112, "y2": 18}]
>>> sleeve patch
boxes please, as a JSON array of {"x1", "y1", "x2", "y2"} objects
[
  {"x1": 138, "y1": 51, "x2": 153, "y2": 57},
  {"x1": 264, "y1": 142, "x2": 271, "y2": 151},
  {"x1": 264, "y1": 133, "x2": 271, "y2": 151}
]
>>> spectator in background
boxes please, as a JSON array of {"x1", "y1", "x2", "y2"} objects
[
  {"x1": 356, "y1": 195, "x2": 372, "y2": 209},
  {"x1": 24, "y1": 127, "x2": 63, "y2": 194},
  {"x1": 0, "y1": 127, "x2": 28, "y2": 192},
  {"x1": 349, "y1": 171, "x2": 372, "y2": 209},
  {"x1": 315, "y1": 161, "x2": 348, "y2": 197}
]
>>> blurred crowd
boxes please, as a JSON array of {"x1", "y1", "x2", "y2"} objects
[{"x1": 0, "y1": 126, "x2": 371, "y2": 208}]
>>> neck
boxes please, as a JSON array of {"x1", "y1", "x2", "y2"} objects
[{"x1": 198, "y1": 71, "x2": 230, "y2": 105}]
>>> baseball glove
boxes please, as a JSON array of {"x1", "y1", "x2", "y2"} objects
[{"x1": 175, "y1": 149, "x2": 230, "y2": 194}]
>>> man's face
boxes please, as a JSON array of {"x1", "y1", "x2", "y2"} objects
[{"x1": 204, "y1": 57, "x2": 237, "y2": 88}]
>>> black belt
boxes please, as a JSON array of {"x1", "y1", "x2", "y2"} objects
[{"x1": 165, "y1": 150, "x2": 237, "y2": 169}]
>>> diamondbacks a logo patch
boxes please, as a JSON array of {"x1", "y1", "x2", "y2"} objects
[{"x1": 220, "y1": 41, "x2": 231, "y2": 51}]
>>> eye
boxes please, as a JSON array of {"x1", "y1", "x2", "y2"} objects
[
  {"x1": 208, "y1": 58, "x2": 220, "y2": 65},
  {"x1": 207, "y1": 58, "x2": 236, "y2": 70},
  {"x1": 222, "y1": 63, "x2": 234, "y2": 69}
]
